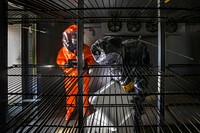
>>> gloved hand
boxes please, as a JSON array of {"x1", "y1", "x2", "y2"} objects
[
  {"x1": 120, "y1": 77, "x2": 134, "y2": 92},
  {"x1": 134, "y1": 79, "x2": 147, "y2": 98},
  {"x1": 64, "y1": 60, "x2": 75, "y2": 68},
  {"x1": 66, "y1": 42, "x2": 76, "y2": 53},
  {"x1": 83, "y1": 61, "x2": 91, "y2": 74}
]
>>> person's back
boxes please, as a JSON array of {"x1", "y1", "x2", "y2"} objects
[{"x1": 122, "y1": 39, "x2": 150, "y2": 65}]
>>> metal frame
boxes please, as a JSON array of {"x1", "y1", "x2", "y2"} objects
[
  {"x1": 3, "y1": 65, "x2": 200, "y2": 132},
  {"x1": 77, "y1": 0, "x2": 84, "y2": 131},
  {"x1": 1, "y1": 0, "x2": 200, "y2": 132},
  {"x1": 7, "y1": 0, "x2": 200, "y2": 24},
  {"x1": 0, "y1": 0, "x2": 8, "y2": 131},
  {"x1": 157, "y1": 0, "x2": 166, "y2": 132}
]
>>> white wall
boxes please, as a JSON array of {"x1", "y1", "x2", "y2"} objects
[
  {"x1": 8, "y1": 24, "x2": 22, "y2": 115},
  {"x1": 8, "y1": 24, "x2": 21, "y2": 66},
  {"x1": 84, "y1": 23, "x2": 103, "y2": 46}
]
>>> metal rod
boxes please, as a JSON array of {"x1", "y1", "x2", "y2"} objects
[
  {"x1": 7, "y1": 0, "x2": 200, "y2": 24},
  {"x1": 7, "y1": 78, "x2": 64, "y2": 131},
  {"x1": 7, "y1": 6, "x2": 193, "y2": 12},
  {"x1": 77, "y1": 0, "x2": 84, "y2": 132},
  {"x1": 157, "y1": 0, "x2": 166, "y2": 132},
  {"x1": 4, "y1": 65, "x2": 200, "y2": 132},
  {"x1": 0, "y1": 0, "x2": 8, "y2": 132},
  {"x1": 130, "y1": 0, "x2": 154, "y2": 21},
  {"x1": 8, "y1": 0, "x2": 65, "y2": 19}
]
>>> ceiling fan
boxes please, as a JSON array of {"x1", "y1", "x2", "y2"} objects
[
  {"x1": 145, "y1": 21, "x2": 158, "y2": 33},
  {"x1": 127, "y1": 21, "x2": 141, "y2": 32},
  {"x1": 107, "y1": 21, "x2": 122, "y2": 32}
]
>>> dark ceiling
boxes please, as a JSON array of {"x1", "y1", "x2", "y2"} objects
[{"x1": 7, "y1": 0, "x2": 200, "y2": 24}]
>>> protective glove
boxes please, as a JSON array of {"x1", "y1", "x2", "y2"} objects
[
  {"x1": 64, "y1": 59, "x2": 76, "y2": 68},
  {"x1": 66, "y1": 42, "x2": 76, "y2": 53},
  {"x1": 120, "y1": 77, "x2": 134, "y2": 92},
  {"x1": 134, "y1": 79, "x2": 147, "y2": 99}
]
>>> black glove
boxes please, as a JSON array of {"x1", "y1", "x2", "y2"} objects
[
  {"x1": 83, "y1": 61, "x2": 90, "y2": 74},
  {"x1": 64, "y1": 60, "x2": 75, "y2": 68},
  {"x1": 67, "y1": 42, "x2": 76, "y2": 53}
]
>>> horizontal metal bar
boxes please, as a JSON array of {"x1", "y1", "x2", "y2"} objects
[
  {"x1": 5, "y1": 65, "x2": 200, "y2": 132},
  {"x1": 8, "y1": 7, "x2": 193, "y2": 11}
]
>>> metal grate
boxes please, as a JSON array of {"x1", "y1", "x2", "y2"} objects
[
  {"x1": 4, "y1": 65, "x2": 200, "y2": 133},
  {"x1": 7, "y1": 0, "x2": 200, "y2": 24},
  {"x1": 167, "y1": 64, "x2": 200, "y2": 91}
]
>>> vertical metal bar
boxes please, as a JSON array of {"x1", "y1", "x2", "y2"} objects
[
  {"x1": 22, "y1": 23, "x2": 32, "y2": 102},
  {"x1": 0, "y1": 0, "x2": 8, "y2": 132},
  {"x1": 77, "y1": 0, "x2": 84, "y2": 132},
  {"x1": 21, "y1": 24, "x2": 29, "y2": 66},
  {"x1": 157, "y1": 0, "x2": 165, "y2": 132},
  {"x1": 157, "y1": 2, "x2": 165, "y2": 72}
]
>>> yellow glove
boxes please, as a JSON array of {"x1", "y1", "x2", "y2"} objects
[
  {"x1": 164, "y1": 0, "x2": 170, "y2": 4},
  {"x1": 122, "y1": 81, "x2": 134, "y2": 93}
]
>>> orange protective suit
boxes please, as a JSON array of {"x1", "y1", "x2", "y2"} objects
[{"x1": 56, "y1": 42, "x2": 94, "y2": 120}]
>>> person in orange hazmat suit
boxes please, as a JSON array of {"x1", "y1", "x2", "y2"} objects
[{"x1": 56, "y1": 24, "x2": 95, "y2": 120}]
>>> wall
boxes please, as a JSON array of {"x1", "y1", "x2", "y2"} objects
[
  {"x1": 37, "y1": 23, "x2": 68, "y2": 65},
  {"x1": 166, "y1": 24, "x2": 200, "y2": 65},
  {"x1": 84, "y1": 23, "x2": 103, "y2": 46},
  {"x1": 166, "y1": 24, "x2": 194, "y2": 65},
  {"x1": 8, "y1": 24, "x2": 22, "y2": 115},
  {"x1": 8, "y1": 24, "x2": 21, "y2": 66},
  {"x1": 186, "y1": 24, "x2": 200, "y2": 64}
]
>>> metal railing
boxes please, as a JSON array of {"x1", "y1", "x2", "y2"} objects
[{"x1": 3, "y1": 65, "x2": 200, "y2": 133}]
